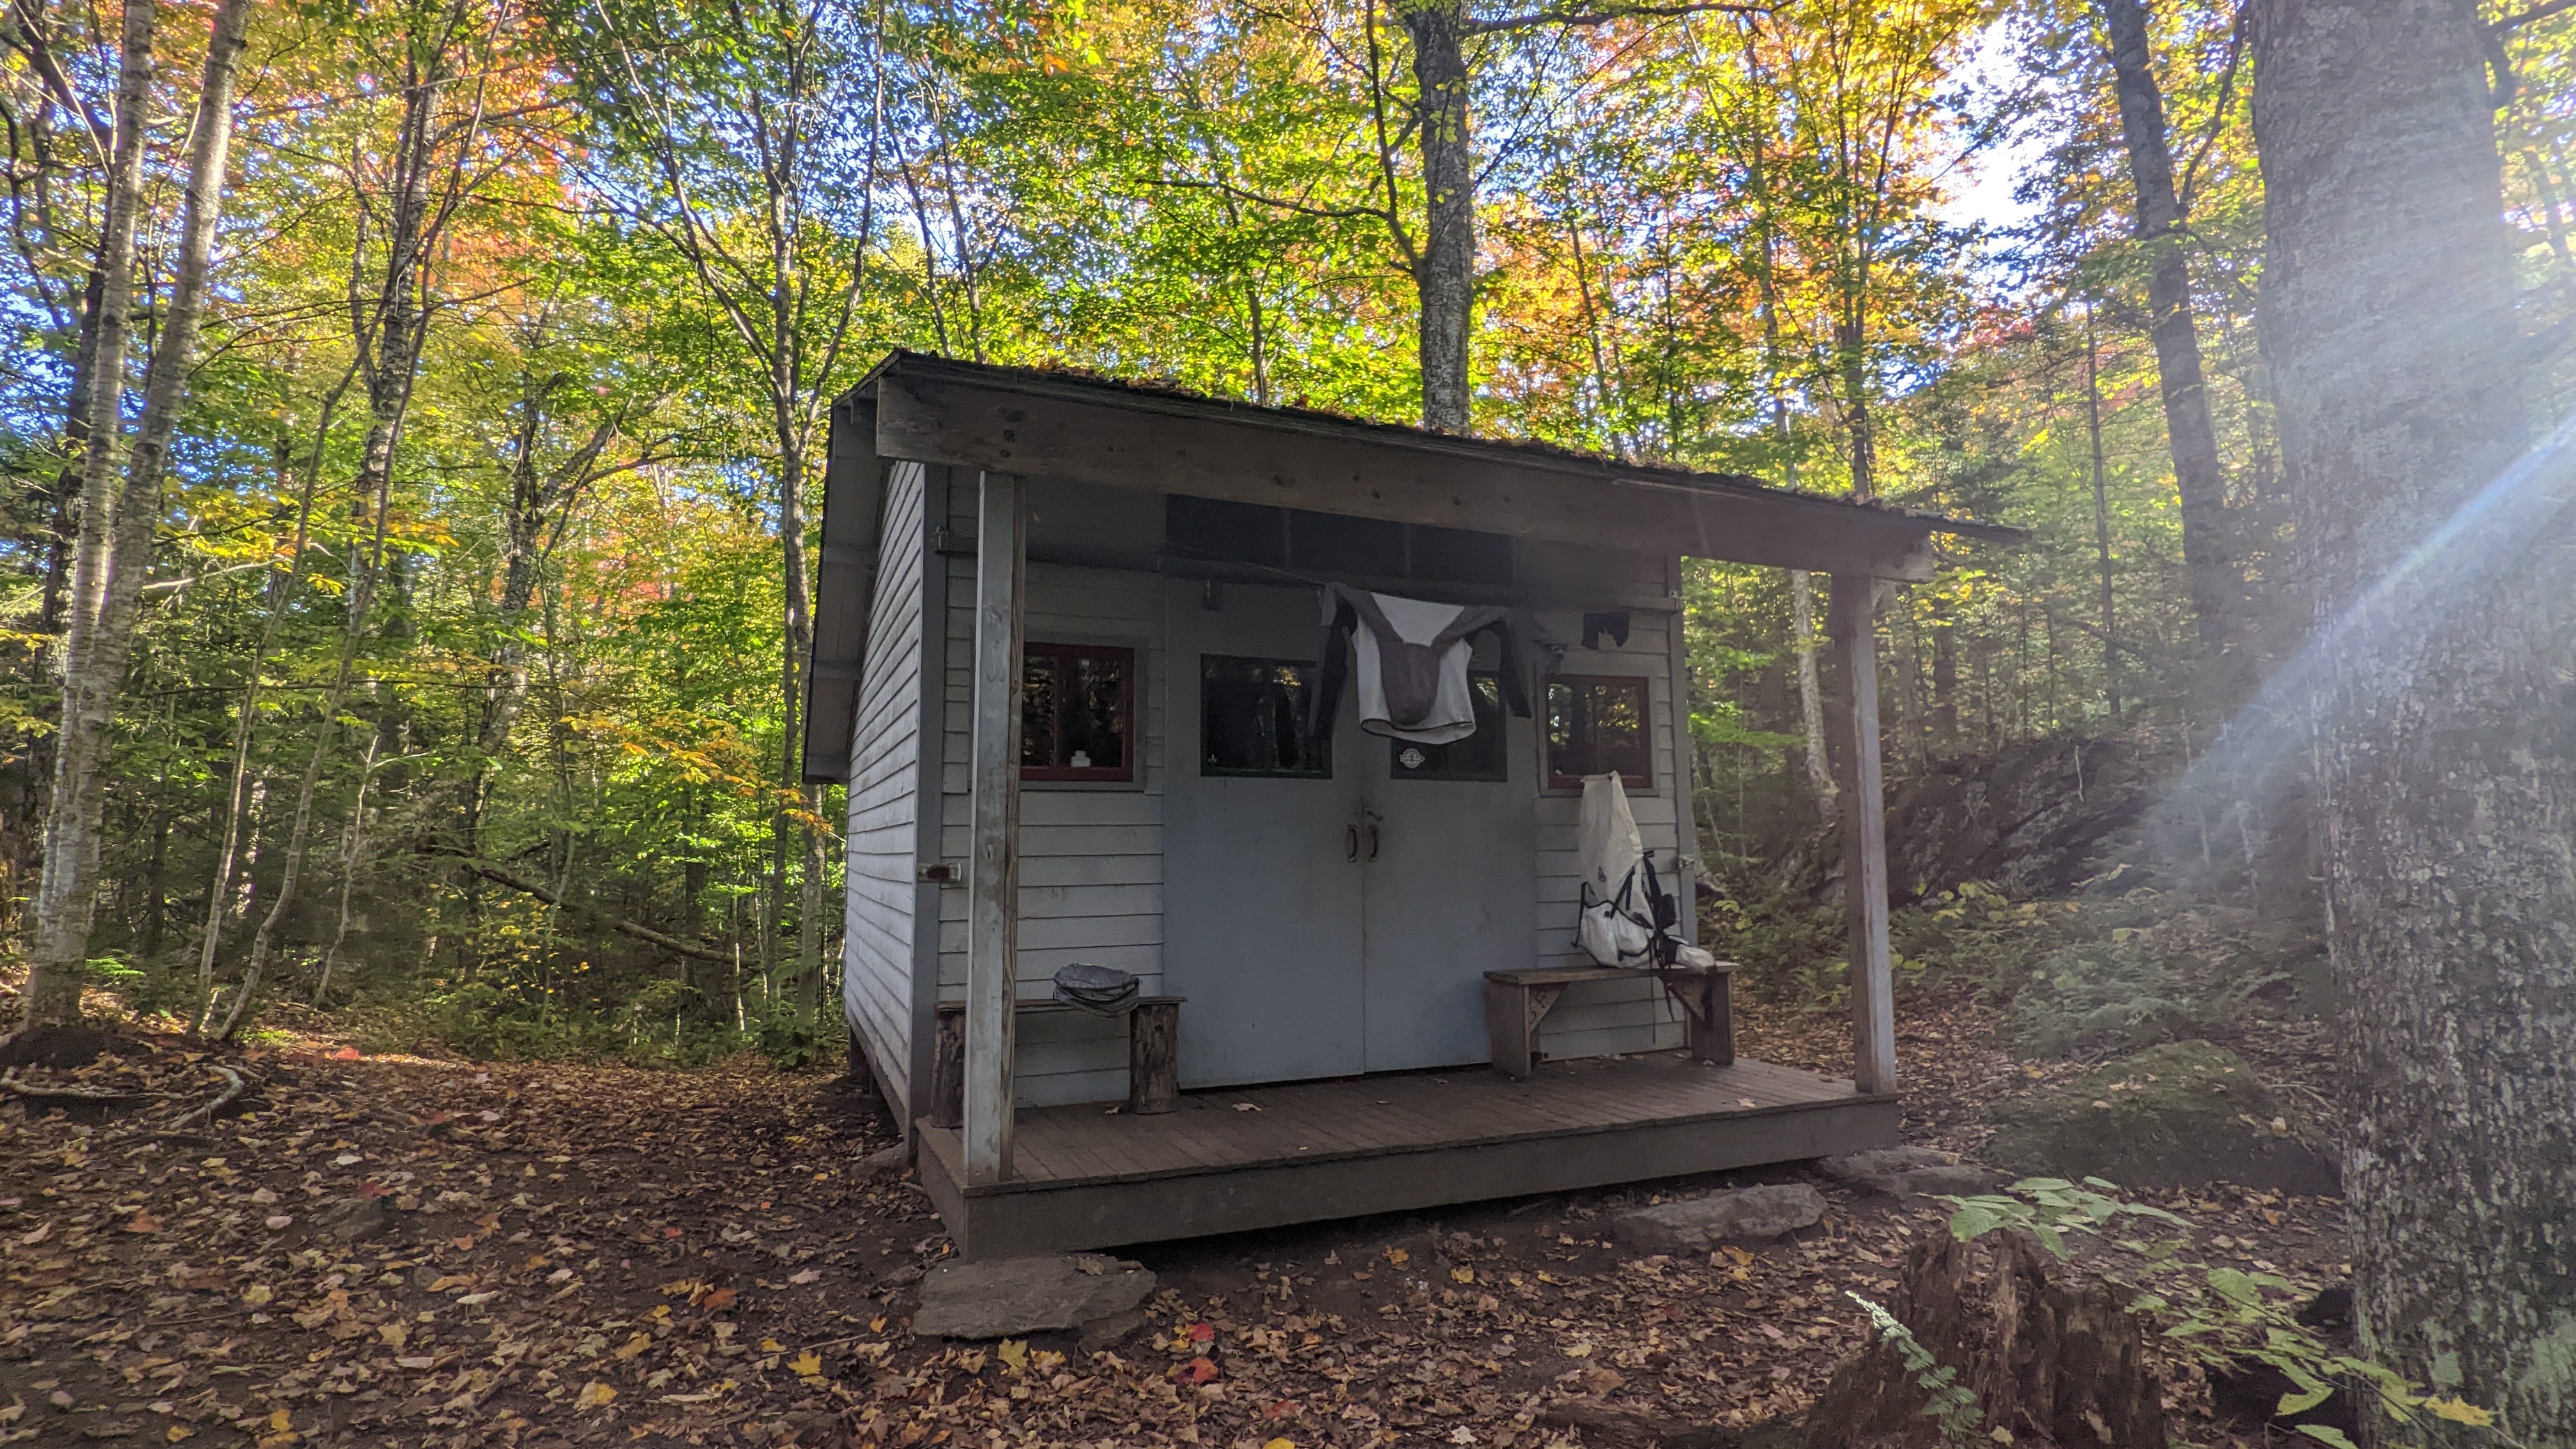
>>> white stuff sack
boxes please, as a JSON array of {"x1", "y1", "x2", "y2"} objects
[{"x1": 1577, "y1": 774, "x2": 1657, "y2": 967}]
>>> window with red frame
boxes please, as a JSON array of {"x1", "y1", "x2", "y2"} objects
[
  {"x1": 1022, "y1": 643, "x2": 1137, "y2": 783},
  {"x1": 1545, "y1": 675, "x2": 1650, "y2": 790}
]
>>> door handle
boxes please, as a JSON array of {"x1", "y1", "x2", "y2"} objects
[
  {"x1": 1346, "y1": 824, "x2": 1360, "y2": 861},
  {"x1": 1365, "y1": 822, "x2": 1380, "y2": 861}
]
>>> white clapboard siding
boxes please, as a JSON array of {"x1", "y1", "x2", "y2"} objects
[
  {"x1": 842, "y1": 462, "x2": 930, "y2": 1119},
  {"x1": 930, "y1": 555, "x2": 1170, "y2": 1107},
  {"x1": 1526, "y1": 610, "x2": 1690, "y2": 1059}
]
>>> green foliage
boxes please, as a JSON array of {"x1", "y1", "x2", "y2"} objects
[
  {"x1": 1993, "y1": 896, "x2": 2320, "y2": 1058},
  {"x1": 1946, "y1": 1179, "x2": 2511, "y2": 1442},
  {"x1": 1844, "y1": 1291, "x2": 1985, "y2": 1449}
]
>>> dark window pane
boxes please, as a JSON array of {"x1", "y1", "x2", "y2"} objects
[
  {"x1": 1062, "y1": 653, "x2": 1126, "y2": 771},
  {"x1": 1391, "y1": 674, "x2": 1506, "y2": 781},
  {"x1": 1167, "y1": 495, "x2": 1285, "y2": 567},
  {"x1": 1201, "y1": 656, "x2": 1332, "y2": 778},
  {"x1": 1020, "y1": 655, "x2": 1059, "y2": 769},
  {"x1": 1023, "y1": 643, "x2": 1135, "y2": 781},
  {"x1": 1410, "y1": 524, "x2": 1513, "y2": 585},
  {"x1": 1546, "y1": 675, "x2": 1650, "y2": 789},
  {"x1": 1289, "y1": 509, "x2": 1406, "y2": 577}
]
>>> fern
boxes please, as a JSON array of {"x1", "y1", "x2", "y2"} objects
[{"x1": 1846, "y1": 1291, "x2": 1984, "y2": 1449}]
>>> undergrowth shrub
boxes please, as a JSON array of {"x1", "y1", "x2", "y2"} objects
[
  {"x1": 1710, "y1": 872, "x2": 2326, "y2": 1064},
  {"x1": 1996, "y1": 896, "x2": 2320, "y2": 1059}
]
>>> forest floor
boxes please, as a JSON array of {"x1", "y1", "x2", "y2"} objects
[{"x1": 0, "y1": 982, "x2": 2351, "y2": 1449}]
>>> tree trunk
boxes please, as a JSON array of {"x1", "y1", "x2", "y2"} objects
[
  {"x1": 2096, "y1": 0, "x2": 2236, "y2": 648},
  {"x1": 1791, "y1": 571, "x2": 1837, "y2": 824},
  {"x1": 26, "y1": 0, "x2": 254, "y2": 1030},
  {"x1": 197, "y1": 383, "x2": 348, "y2": 1021},
  {"x1": 2250, "y1": 0, "x2": 2572, "y2": 1434},
  {"x1": 1402, "y1": 0, "x2": 1474, "y2": 433},
  {"x1": 2084, "y1": 305, "x2": 2122, "y2": 724},
  {"x1": 214, "y1": 13, "x2": 457, "y2": 1037}
]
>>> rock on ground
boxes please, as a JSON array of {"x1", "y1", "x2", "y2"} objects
[
  {"x1": 1613, "y1": 1183, "x2": 1825, "y2": 1253},
  {"x1": 1984, "y1": 1040, "x2": 2337, "y2": 1195},
  {"x1": 910, "y1": 1253, "x2": 1156, "y2": 1339},
  {"x1": 1818, "y1": 1146, "x2": 1997, "y2": 1199}
]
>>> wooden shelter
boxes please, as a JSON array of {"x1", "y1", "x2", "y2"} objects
[{"x1": 804, "y1": 353, "x2": 2019, "y2": 1259}]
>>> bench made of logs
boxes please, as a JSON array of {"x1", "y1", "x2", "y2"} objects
[
  {"x1": 928, "y1": 996, "x2": 1183, "y2": 1126},
  {"x1": 1483, "y1": 963, "x2": 1735, "y2": 1079}
]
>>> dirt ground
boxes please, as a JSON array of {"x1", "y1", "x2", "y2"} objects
[{"x1": 0, "y1": 990, "x2": 2349, "y2": 1449}]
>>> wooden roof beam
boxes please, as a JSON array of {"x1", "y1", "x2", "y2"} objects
[{"x1": 873, "y1": 368, "x2": 1979, "y2": 583}]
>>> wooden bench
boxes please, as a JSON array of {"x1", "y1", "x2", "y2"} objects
[
  {"x1": 928, "y1": 996, "x2": 1184, "y2": 1126},
  {"x1": 1483, "y1": 963, "x2": 1735, "y2": 1079}
]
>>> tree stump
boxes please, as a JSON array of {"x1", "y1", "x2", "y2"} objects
[{"x1": 1803, "y1": 1227, "x2": 2168, "y2": 1449}]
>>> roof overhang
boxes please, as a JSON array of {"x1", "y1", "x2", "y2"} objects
[{"x1": 864, "y1": 352, "x2": 2020, "y2": 583}]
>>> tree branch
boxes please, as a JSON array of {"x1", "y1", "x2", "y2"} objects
[
  {"x1": 1469, "y1": 0, "x2": 1772, "y2": 34},
  {"x1": 1151, "y1": 173, "x2": 1399, "y2": 227},
  {"x1": 2490, "y1": 0, "x2": 2574, "y2": 33},
  {"x1": 466, "y1": 862, "x2": 735, "y2": 963}
]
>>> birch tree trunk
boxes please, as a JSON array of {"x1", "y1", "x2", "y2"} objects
[
  {"x1": 24, "y1": 0, "x2": 251, "y2": 1030},
  {"x1": 2251, "y1": 0, "x2": 2573, "y2": 1434},
  {"x1": 21, "y1": 0, "x2": 157, "y2": 1030},
  {"x1": 2096, "y1": 0, "x2": 2236, "y2": 648}
]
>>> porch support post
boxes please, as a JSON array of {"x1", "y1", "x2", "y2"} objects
[
  {"x1": 963, "y1": 470, "x2": 1026, "y2": 1184},
  {"x1": 1827, "y1": 574, "x2": 1897, "y2": 1096}
]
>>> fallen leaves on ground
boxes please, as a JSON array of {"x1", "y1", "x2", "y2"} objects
[{"x1": 0, "y1": 992, "x2": 2349, "y2": 1448}]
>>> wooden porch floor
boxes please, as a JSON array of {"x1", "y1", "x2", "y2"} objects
[{"x1": 916, "y1": 1054, "x2": 1897, "y2": 1258}]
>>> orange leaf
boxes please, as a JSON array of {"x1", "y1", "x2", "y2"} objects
[
  {"x1": 1176, "y1": 1356, "x2": 1219, "y2": 1384},
  {"x1": 329, "y1": 1047, "x2": 362, "y2": 1061},
  {"x1": 1187, "y1": 1322, "x2": 1216, "y2": 1343},
  {"x1": 125, "y1": 1214, "x2": 161, "y2": 1233},
  {"x1": 702, "y1": 1287, "x2": 737, "y2": 1311}
]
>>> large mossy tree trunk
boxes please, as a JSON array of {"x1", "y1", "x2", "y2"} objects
[{"x1": 2251, "y1": 0, "x2": 2576, "y2": 1434}]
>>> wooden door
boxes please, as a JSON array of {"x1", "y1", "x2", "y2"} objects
[
  {"x1": 1358, "y1": 645, "x2": 1538, "y2": 1071},
  {"x1": 1161, "y1": 581, "x2": 1368, "y2": 1087}
]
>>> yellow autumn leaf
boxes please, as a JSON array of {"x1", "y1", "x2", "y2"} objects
[
  {"x1": 1386, "y1": 1248, "x2": 1409, "y2": 1266},
  {"x1": 377, "y1": 1322, "x2": 407, "y2": 1349},
  {"x1": 165, "y1": 1429, "x2": 195, "y2": 1444},
  {"x1": 575, "y1": 1381, "x2": 617, "y2": 1409},
  {"x1": 761, "y1": 1338, "x2": 783, "y2": 1352},
  {"x1": 790, "y1": 1351, "x2": 823, "y2": 1378},
  {"x1": 613, "y1": 1333, "x2": 652, "y2": 1361},
  {"x1": 996, "y1": 1338, "x2": 1028, "y2": 1372},
  {"x1": 268, "y1": 1410, "x2": 292, "y2": 1432},
  {"x1": 1450, "y1": 1267, "x2": 1475, "y2": 1284},
  {"x1": 2423, "y1": 1397, "x2": 2495, "y2": 1427},
  {"x1": 1265, "y1": 1439, "x2": 1296, "y2": 1449}
]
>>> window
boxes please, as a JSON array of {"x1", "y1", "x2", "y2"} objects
[
  {"x1": 1546, "y1": 675, "x2": 1650, "y2": 790},
  {"x1": 1022, "y1": 643, "x2": 1135, "y2": 783},
  {"x1": 1201, "y1": 656, "x2": 1331, "y2": 778},
  {"x1": 1390, "y1": 674, "x2": 1507, "y2": 782}
]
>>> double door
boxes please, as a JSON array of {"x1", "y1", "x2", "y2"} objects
[{"x1": 1162, "y1": 581, "x2": 1536, "y2": 1087}]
